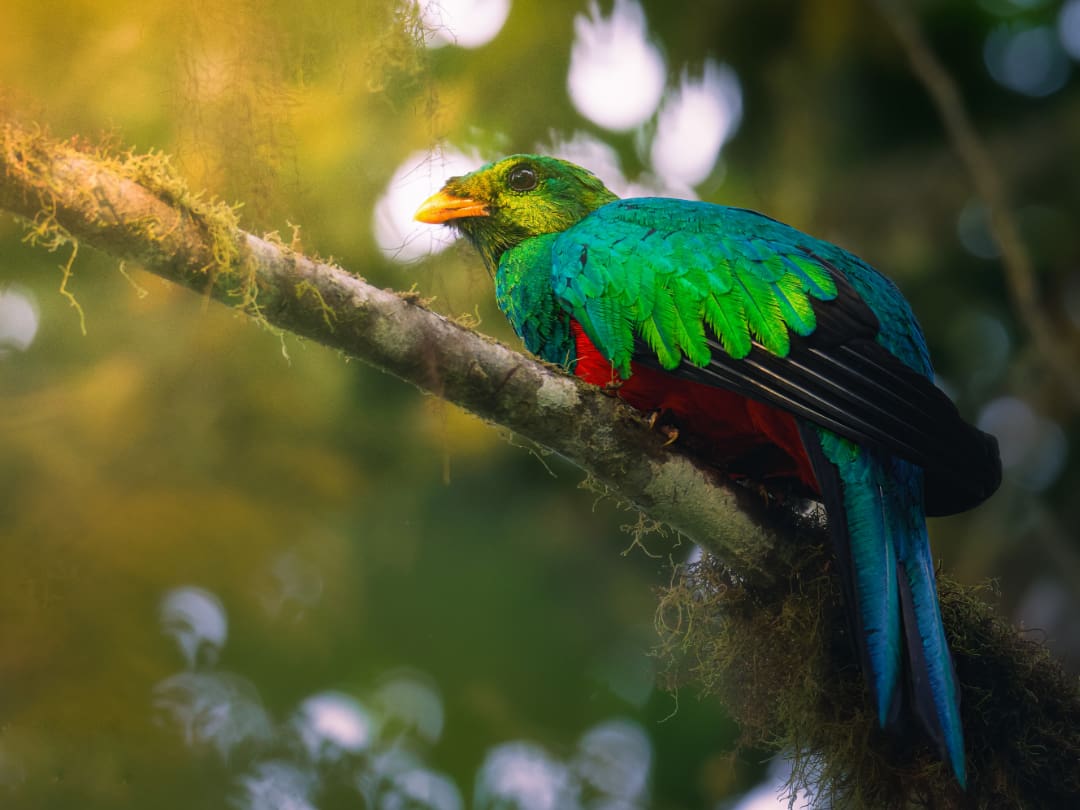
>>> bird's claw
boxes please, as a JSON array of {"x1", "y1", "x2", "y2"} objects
[
  {"x1": 660, "y1": 425, "x2": 679, "y2": 447},
  {"x1": 643, "y1": 410, "x2": 678, "y2": 446}
]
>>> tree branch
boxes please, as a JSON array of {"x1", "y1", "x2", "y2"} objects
[
  {"x1": 0, "y1": 120, "x2": 790, "y2": 586},
  {"x1": 3, "y1": 120, "x2": 1078, "y2": 808}
]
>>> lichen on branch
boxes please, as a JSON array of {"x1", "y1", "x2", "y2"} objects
[{"x1": 0, "y1": 121, "x2": 248, "y2": 305}]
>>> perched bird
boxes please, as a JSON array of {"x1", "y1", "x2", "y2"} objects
[{"x1": 415, "y1": 155, "x2": 1000, "y2": 785}]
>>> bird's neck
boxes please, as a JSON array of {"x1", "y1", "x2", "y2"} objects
[{"x1": 459, "y1": 224, "x2": 519, "y2": 276}]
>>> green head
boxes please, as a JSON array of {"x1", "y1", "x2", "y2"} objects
[{"x1": 414, "y1": 154, "x2": 618, "y2": 272}]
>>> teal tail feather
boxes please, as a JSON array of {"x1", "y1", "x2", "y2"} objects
[
  {"x1": 897, "y1": 525, "x2": 966, "y2": 786},
  {"x1": 800, "y1": 424, "x2": 966, "y2": 787}
]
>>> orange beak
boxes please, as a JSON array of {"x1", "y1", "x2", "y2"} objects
[{"x1": 414, "y1": 189, "x2": 489, "y2": 223}]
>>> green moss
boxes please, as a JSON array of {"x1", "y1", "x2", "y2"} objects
[
  {"x1": 1, "y1": 121, "x2": 257, "y2": 323},
  {"x1": 655, "y1": 524, "x2": 1080, "y2": 808},
  {"x1": 115, "y1": 149, "x2": 248, "y2": 297},
  {"x1": 295, "y1": 280, "x2": 338, "y2": 330},
  {"x1": 56, "y1": 239, "x2": 85, "y2": 335}
]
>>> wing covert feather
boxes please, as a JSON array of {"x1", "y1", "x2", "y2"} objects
[
  {"x1": 551, "y1": 198, "x2": 837, "y2": 374},
  {"x1": 548, "y1": 198, "x2": 1000, "y2": 514}
]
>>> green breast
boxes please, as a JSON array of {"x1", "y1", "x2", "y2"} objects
[{"x1": 495, "y1": 234, "x2": 576, "y2": 368}]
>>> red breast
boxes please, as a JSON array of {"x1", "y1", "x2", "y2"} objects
[{"x1": 569, "y1": 320, "x2": 819, "y2": 491}]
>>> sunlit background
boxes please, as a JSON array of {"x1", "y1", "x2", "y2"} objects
[{"x1": 2, "y1": 0, "x2": 1079, "y2": 807}]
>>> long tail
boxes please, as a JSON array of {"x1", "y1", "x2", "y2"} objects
[
  {"x1": 800, "y1": 424, "x2": 966, "y2": 787},
  {"x1": 896, "y1": 517, "x2": 965, "y2": 786}
]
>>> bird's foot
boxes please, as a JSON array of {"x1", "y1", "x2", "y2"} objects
[
  {"x1": 659, "y1": 425, "x2": 679, "y2": 447},
  {"x1": 601, "y1": 379, "x2": 623, "y2": 396},
  {"x1": 644, "y1": 410, "x2": 679, "y2": 446}
]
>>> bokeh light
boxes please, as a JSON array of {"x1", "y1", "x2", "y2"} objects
[
  {"x1": 544, "y1": 131, "x2": 658, "y2": 197},
  {"x1": 589, "y1": 637, "x2": 656, "y2": 707},
  {"x1": 293, "y1": 691, "x2": 378, "y2": 762},
  {"x1": 729, "y1": 755, "x2": 812, "y2": 809},
  {"x1": 977, "y1": 396, "x2": 1068, "y2": 491},
  {"x1": 379, "y1": 769, "x2": 464, "y2": 810},
  {"x1": 154, "y1": 671, "x2": 275, "y2": 758},
  {"x1": 374, "y1": 147, "x2": 485, "y2": 263},
  {"x1": 978, "y1": 396, "x2": 1040, "y2": 468},
  {"x1": 234, "y1": 761, "x2": 318, "y2": 810},
  {"x1": 544, "y1": 130, "x2": 694, "y2": 198},
  {"x1": 1061, "y1": 0, "x2": 1080, "y2": 59},
  {"x1": 420, "y1": 0, "x2": 512, "y2": 50},
  {"x1": 372, "y1": 671, "x2": 445, "y2": 745},
  {"x1": 567, "y1": 0, "x2": 666, "y2": 132},
  {"x1": 474, "y1": 742, "x2": 578, "y2": 810},
  {"x1": 572, "y1": 719, "x2": 651, "y2": 803},
  {"x1": 649, "y1": 60, "x2": 743, "y2": 189},
  {"x1": 984, "y1": 24, "x2": 1071, "y2": 96},
  {"x1": 258, "y1": 547, "x2": 324, "y2": 621},
  {"x1": 160, "y1": 586, "x2": 228, "y2": 669},
  {"x1": 546, "y1": 131, "x2": 626, "y2": 184},
  {"x1": 148, "y1": 585, "x2": 664, "y2": 807},
  {"x1": 0, "y1": 285, "x2": 40, "y2": 355}
]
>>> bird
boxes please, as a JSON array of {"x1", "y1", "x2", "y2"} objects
[{"x1": 415, "y1": 154, "x2": 1001, "y2": 786}]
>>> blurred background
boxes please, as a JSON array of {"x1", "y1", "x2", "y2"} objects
[{"x1": 1, "y1": 0, "x2": 1079, "y2": 807}]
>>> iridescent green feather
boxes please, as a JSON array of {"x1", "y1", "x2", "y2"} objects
[
  {"x1": 549, "y1": 199, "x2": 841, "y2": 377},
  {"x1": 774, "y1": 271, "x2": 818, "y2": 336},
  {"x1": 733, "y1": 268, "x2": 791, "y2": 357},
  {"x1": 704, "y1": 291, "x2": 752, "y2": 358},
  {"x1": 672, "y1": 276, "x2": 711, "y2": 366},
  {"x1": 783, "y1": 253, "x2": 837, "y2": 299},
  {"x1": 584, "y1": 293, "x2": 635, "y2": 367},
  {"x1": 639, "y1": 285, "x2": 681, "y2": 368}
]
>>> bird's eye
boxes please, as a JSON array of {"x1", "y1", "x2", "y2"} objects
[{"x1": 507, "y1": 165, "x2": 538, "y2": 192}]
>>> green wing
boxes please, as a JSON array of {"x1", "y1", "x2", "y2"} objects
[
  {"x1": 549, "y1": 198, "x2": 1000, "y2": 515},
  {"x1": 550, "y1": 198, "x2": 838, "y2": 379}
]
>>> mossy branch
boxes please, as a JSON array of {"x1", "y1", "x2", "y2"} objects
[
  {"x1": 0, "y1": 120, "x2": 789, "y2": 584},
  {"x1": 2, "y1": 121, "x2": 1079, "y2": 808}
]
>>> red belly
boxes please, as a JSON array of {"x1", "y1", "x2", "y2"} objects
[{"x1": 571, "y1": 322, "x2": 819, "y2": 492}]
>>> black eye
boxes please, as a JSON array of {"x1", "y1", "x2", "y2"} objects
[{"x1": 507, "y1": 164, "x2": 538, "y2": 192}]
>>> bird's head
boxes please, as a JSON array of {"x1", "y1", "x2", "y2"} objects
[{"x1": 414, "y1": 154, "x2": 618, "y2": 272}]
